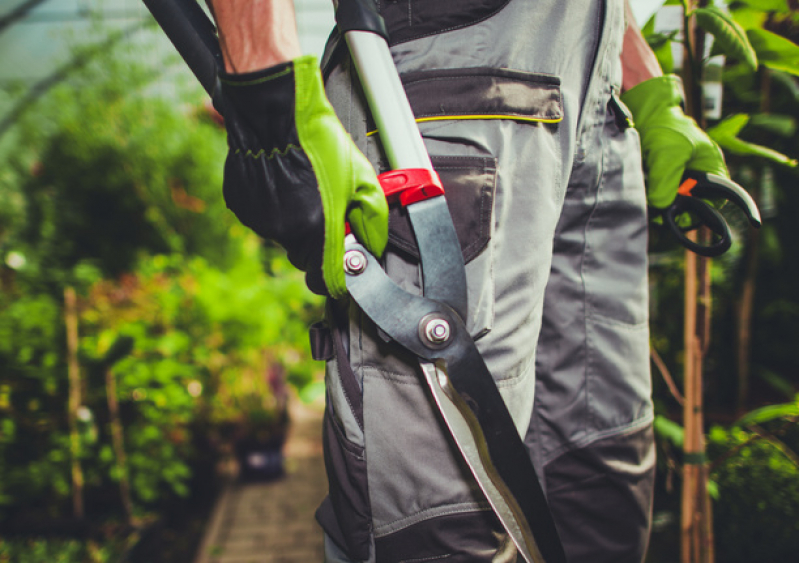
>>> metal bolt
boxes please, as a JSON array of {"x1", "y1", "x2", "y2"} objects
[
  {"x1": 424, "y1": 318, "x2": 451, "y2": 344},
  {"x1": 343, "y1": 250, "x2": 366, "y2": 275}
]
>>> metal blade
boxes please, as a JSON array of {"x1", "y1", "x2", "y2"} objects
[{"x1": 420, "y1": 361, "x2": 544, "y2": 563}]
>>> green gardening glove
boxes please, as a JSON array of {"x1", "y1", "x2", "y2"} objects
[
  {"x1": 220, "y1": 55, "x2": 388, "y2": 298},
  {"x1": 621, "y1": 75, "x2": 728, "y2": 211}
]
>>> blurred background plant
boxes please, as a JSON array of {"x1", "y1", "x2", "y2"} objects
[
  {"x1": 0, "y1": 8, "x2": 323, "y2": 560},
  {"x1": 642, "y1": 1, "x2": 799, "y2": 561}
]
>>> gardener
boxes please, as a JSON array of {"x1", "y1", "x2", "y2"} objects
[{"x1": 206, "y1": 0, "x2": 729, "y2": 561}]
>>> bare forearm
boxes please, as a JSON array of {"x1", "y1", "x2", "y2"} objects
[
  {"x1": 621, "y1": 0, "x2": 662, "y2": 91},
  {"x1": 207, "y1": 0, "x2": 301, "y2": 74}
]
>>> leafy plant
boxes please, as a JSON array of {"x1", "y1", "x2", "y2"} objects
[
  {"x1": 0, "y1": 33, "x2": 323, "y2": 531},
  {"x1": 707, "y1": 415, "x2": 799, "y2": 563}
]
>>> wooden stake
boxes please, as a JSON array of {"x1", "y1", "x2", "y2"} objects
[
  {"x1": 65, "y1": 286, "x2": 84, "y2": 520},
  {"x1": 681, "y1": 243, "x2": 698, "y2": 563},
  {"x1": 106, "y1": 367, "x2": 133, "y2": 522}
]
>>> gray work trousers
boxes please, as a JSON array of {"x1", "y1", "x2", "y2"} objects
[{"x1": 318, "y1": 1, "x2": 655, "y2": 561}]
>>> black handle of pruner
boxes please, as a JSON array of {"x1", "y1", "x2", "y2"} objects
[
  {"x1": 142, "y1": 0, "x2": 224, "y2": 109},
  {"x1": 664, "y1": 171, "x2": 762, "y2": 257},
  {"x1": 335, "y1": 0, "x2": 389, "y2": 38}
]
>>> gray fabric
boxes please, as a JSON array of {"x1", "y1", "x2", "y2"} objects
[
  {"x1": 320, "y1": 0, "x2": 654, "y2": 561},
  {"x1": 543, "y1": 425, "x2": 656, "y2": 563}
]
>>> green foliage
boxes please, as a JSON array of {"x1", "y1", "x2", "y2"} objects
[
  {"x1": 708, "y1": 422, "x2": 799, "y2": 563},
  {"x1": 707, "y1": 113, "x2": 798, "y2": 165},
  {"x1": 0, "y1": 31, "x2": 323, "y2": 529},
  {"x1": 735, "y1": 395, "x2": 799, "y2": 426},
  {"x1": 654, "y1": 414, "x2": 685, "y2": 449},
  {"x1": 747, "y1": 28, "x2": 799, "y2": 76},
  {"x1": 694, "y1": 6, "x2": 758, "y2": 71},
  {"x1": 0, "y1": 537, "x2": 119, "y2": 563}
]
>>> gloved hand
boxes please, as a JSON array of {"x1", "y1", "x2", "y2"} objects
[
  {"x1": 219, "y1": 55, "x2": 388, "y2": 298},
  {"x1": 621, "y1": 75, "x2": 728, "y2": 211}
]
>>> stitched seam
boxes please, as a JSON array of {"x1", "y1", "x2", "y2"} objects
[
  {"x1": 401, "y1": 554, "x2": 452, "y2": 563},
  {"x1": 361, "y1": 367, "x2": 420, "y2": 385},
  {"x1": 234, "y1": 144, "x2": 301, "y2": 159},
  {"x1": 221, "y1": 66, "x2": 292, "y2": 86},
  {"x1": 367, "y1": 114, "x2": 561, "y2": 136},
  {"x1": 404, "y1": 72, "x2": 559, "y2": 86},
  {"x1": 541, "y1": 414, "x2": 655, "y2": 466},
  {"x1": 373, "y1": 503, "x2": 491, "y2": 537}
]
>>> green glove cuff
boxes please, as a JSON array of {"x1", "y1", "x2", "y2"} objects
[
  {"x1": 621, "y1": 75, "x2": 728, "y2": 210},
  {"x1": 620, "y1": 75, "x2": 685, "y2": 128}
]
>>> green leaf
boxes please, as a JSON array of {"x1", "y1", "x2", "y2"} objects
[
  {"x1": 747, "y1": 113, "x2": 797, "y2": 137},
  {"x1": 708, "y1": 113, "x2": 749, "y2": 138},
  {"x1": 756, "y1": 368, "x2": 796, "y2": 399},
  {"x1": 694, "y1": 6, "x2": 758, "y2": 71},
  {"x1": 707, "y1": 114, "x2": 798, "y2": 166},
  {"x1": 736, "y1": 400, "x2": 799, "y2": 427},
  {"x1": 747, "y1": 28, "x2": 799, "y2": 76},
  {"x1": 654, "y1": 415, "x2": 684, "y2": 448},
  {"x1": 731, "y1": 7, "x2": 768, "y2": 31},
  {"x1": 770, "y1": 70, "x2": 799, "y2": 102},
  {"x1": 731, "y1": 0, "x2": 789, "y2": 13}
]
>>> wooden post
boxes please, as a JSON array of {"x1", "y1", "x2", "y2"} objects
[
  {"x1": 106, "y1": 367, "x2": 133, "y2": 522},
  {"x1": 65, "y1": 286, "x2": 84, "y2": 520},
  {"x1": 681, "y1": 1, "x2": 714, "y2": 560},
  {"x1": 681, "y1": 239, "x2": 699, "y2": 563}
]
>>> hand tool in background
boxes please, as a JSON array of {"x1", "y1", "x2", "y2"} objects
[{"x1": 665, "y1": 171, "x2": 761, "y2": 257}]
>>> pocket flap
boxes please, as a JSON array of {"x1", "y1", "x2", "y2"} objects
[{"x1": 401, "y1": 67, "x2": 563, "y2": 124}]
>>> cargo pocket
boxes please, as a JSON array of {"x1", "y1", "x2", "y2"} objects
[
  {"x1": 314, "y1": 321, "x2": 372, "y2": 561},
  {"x1": 379, "y1": 67, "x2": 563, "y2": 340}
]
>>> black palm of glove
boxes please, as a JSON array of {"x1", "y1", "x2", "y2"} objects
[{"x1": 220, "y1": 55, "x2": 388, "y2": 297}]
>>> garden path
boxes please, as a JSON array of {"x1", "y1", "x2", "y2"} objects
[{"x1": 194, "y1": 397, "x2": 327, "y2": 563}]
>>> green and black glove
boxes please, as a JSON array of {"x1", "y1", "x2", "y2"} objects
[
  {"x1": 220, "y1": 55, "x2": 388, "y2": 298},
  {"x1": 621, "y1": 75, "x2": 728, "y2": 212}
]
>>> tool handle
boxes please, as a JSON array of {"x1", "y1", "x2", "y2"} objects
[
  {"x1": 665, "y1": 195, "x2": 732, "y2": 257},
  {"x1": 335, "y1": 0, "x2": 389, "y2": 39},
  {"x1": 142, "y1": 0, "x2": 222, "y2": 102}
]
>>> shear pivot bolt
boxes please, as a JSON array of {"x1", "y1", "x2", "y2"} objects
[
  {"x1": 424, "y1": 318, "x2": 451, "y2": 344},
  {"x1": 344, "y1": 250, "x2": 366, "y2": 275}
]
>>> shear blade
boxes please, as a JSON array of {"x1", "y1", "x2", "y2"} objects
[{"x1": 420, "y1": 362, "x2": 545, "y2": 563}]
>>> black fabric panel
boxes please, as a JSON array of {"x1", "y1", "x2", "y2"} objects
[
  {"x1": 332, "y1": 319, "x2": 363, "y2": 429},
  {"x1": 401, "y1": 68, "x2": 563, "y2": 122},
  {"x1": 374, "y1": 509, "x2": 506, "y2": 563},
  {"x1": 318, "y1": 408, "x2": 372, "y2": 560},
  {"x1": 378, "y1": 0, "x2": 511, "y2": 45},
  {"x1": 315, "y1": 495, "x2": 349, "y2": 555},
  {"x1": 544, "y1": 425, "x2": 656, "y2": 563},
  {"x1": 309, "y1": 321, "x2": 334, "y2": 361},
  {"x1": 387, "y1": 156, "x2": 496, "y2": 264}
]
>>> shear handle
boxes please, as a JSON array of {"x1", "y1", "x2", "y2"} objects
[
  {"x1": 678, "y1": 171, "x2": 762, "y2": 228},
  {"x1": 665, "y1": 194, "x2": 732, "y2": 257}
]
